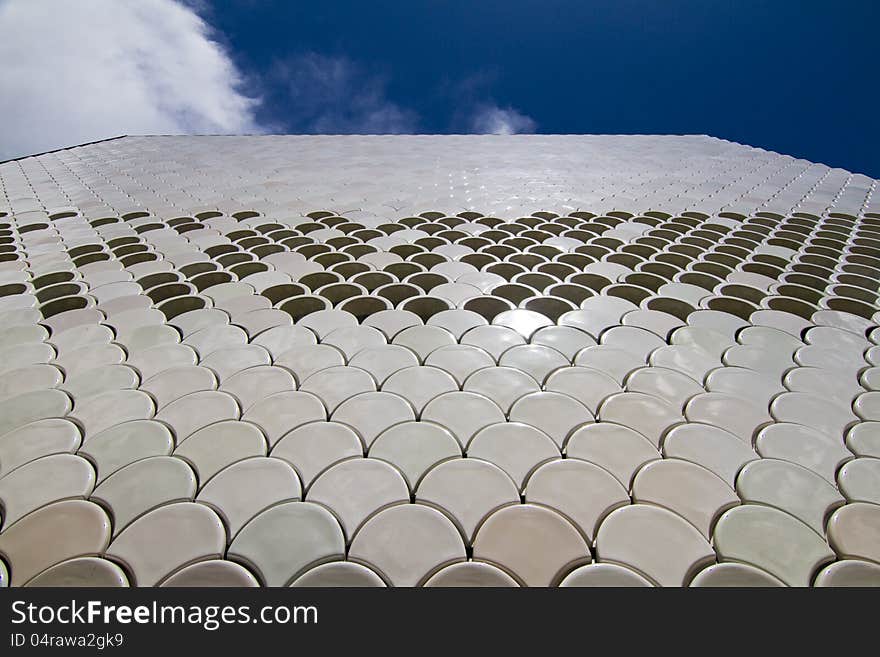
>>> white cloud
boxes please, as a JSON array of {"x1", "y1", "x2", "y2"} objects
[
  {"x1": 469, "y1": 104, "x2": 537, "y2": 135},
  {"x1": 272, "y1": 53, "x2": 418, "y2": 134},
  {"x1": 0, "y1": 0, "x2": 260, "y2": 160}
]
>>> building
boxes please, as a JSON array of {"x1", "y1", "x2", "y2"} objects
[{"x1": 0, "y1": 134, "x2": 878, "y2": 587}]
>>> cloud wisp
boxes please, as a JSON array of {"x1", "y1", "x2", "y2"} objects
[
  {"x1": 468, "y1": 104, "x2": 537, "y2": 135},
  {"x1": 270, "y1": 53, "x2": 419, "y2": 134},
  {"x1": 0, "y1": 0, "x2": 260, "y2": 160},
  {"x1": 0, "y1": 0, "x2": 539, "y2": 160}
]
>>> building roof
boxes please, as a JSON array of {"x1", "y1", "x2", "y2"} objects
[
  {"x1": 3, "y1": 134, "x2": 876, "y2": 220},
  {"x1": 0, "y1": 135, "x2": 878, "y2": 587}
]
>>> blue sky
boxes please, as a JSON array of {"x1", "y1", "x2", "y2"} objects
[{"x1": 1, "y1": 0, "x2": 878, "y2": 177}]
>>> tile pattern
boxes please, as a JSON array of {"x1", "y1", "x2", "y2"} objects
[{"x1": 0, "y1": 134, "x2": 879, "y2": 587}]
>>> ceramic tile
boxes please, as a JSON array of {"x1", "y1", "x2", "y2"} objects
[
  {"x1": 184, "y1": 324, "x2": 249, "y2": 359},
  {"x1": 497, "y1": 344, "x2": 568, "y2": 385},
  {"x1": 227, "y1": 501, "x2": 345, "y2": 586},
  {"x1": 349, "y1": 503, "x2": 466, "y2": 587},
  {"x1": 600, "y1": 326, "x2": 665, "y2": 362},
  {"x1": 492, "y1": 309, "x2": 554, "y2": 339},
  {"x1": 575, "y1": 345, "x2": 646, "y2": 385},
  {"x1": 90, "y1": 456, "x2": 196, "y2": 535},
  {"x1": 598, "y1": 392, "x2": 684, "y2": 447},
  {"x1": 771, "y1": 392, "x2": 859, "y2": 442},
  {"x1": 420, "y1": 391, "x2": 506, "y2": 448},
  {"x1": 249, "y1": 324, "x2": 317, "y2": 359},
  {"x1": 524, "y1": 458, "x2": 628, "y2": 541},
  {"x1": 301, "y1": 365, "x2": 377, "y2": 412},
  {"x1": 755, "y1": 422, "x2": 853, "y2": 484},
  {"x1": 289, "y1": 561, "x2": 387, "y2": 587},
  {"x1": 0, "y1": 454, "x2": 95, "y2": 528},
  {"x1": 558, "y1": 563, "x2": 653, "y2": 587},
  {"x1": 713, "y1": 504, "x2": 835, "y2": 586},
  {"x1": 0, "y1": 500, "x2": 111, "y2": 586},
  {"x1": 557, "y1": 310, "x2": 619, "y2": 342},
  {"x1": 330, "y1": 391, "x2": 416, "y2": 447},
  {"x1": 795, "y1": 344, "x2": 865, "y2": 374},
  {"x1": 25, "y1": 557, "x2": 130, "y2": 588},
  {"x1": 306, "y1": 458, "x2": 408, "y2": 540},
  {"x1": 415, "y1": 457, "x2": 518, "y2": 543},
  {"x1": 0, "y1": 418, "x2": 81, "y2": 476},
  {"x1": 391, "y1": 325, "x2": 456, "y2": 361},
  {"x1": 422, "y1": 344, "x2": 492, "y2": 385},
  {"x1": 472, "y1": 504, "x2": 590, "y2": 586},
  {"x1": 689, "y1": 562, "x2": 785, "y2": 587},
  {"x1": 362, "y1": 309, "x2": 423, "y2": 340},
  {"x1": 669, "y1": 325, "x2": 734, "y2": 357},
  {"x1": 812, "y1": 310, "x2": 872, "y2": 336},
  {"x1": 155, "y1": 390, "x2": 240, "y2": 444},
  {"x1": 543, "y1": 367, "x2": 622, "y2": 415},
  {"x1": 0, "y1": 389, "x2": 71, "y2": 437},
  {"x1": 595, "y1": 504, "x2": 715, "y2": 586},
  {"x1": 861, "y1": 367, "x2": 880, "y2": 391},
  {"x1": 738, "y1": 325, "x2": 804, "y2": 353},
  {"x1": 219, "y1": 365, "x2": 295, "y2": 412},
  {"x1": 722, "y1": 344, "x2": 794, "y2": 377},
  {"x1": 566, "y1": 422, "x2": 661, "y2": 487},
  {"x1": 0, "y1": 364, "x2": 64, "y2": 402},
  {"x1": 854, "y1": 392, "x2": 880, "y2": 422},
  {"x1": 837, "y1": 457, "x2": 880, "y2": 505},
  {"x1": 78, "y1": 420, "x2": 175, "y2": 483},
  {"x1": 460, "y1": 324, "x2": 527, "y2": 360},
  {"x1": 783, "y1": 366, "x2": 864, "y2": 408},
  {"x1": 846, "y1": 422, "x2": 880, "y2": 458},
  {"x1": 0, "y1": 323, "x2": 49, "y2": 350},
  {"x1": 105, "y1": 502, "x2": 226, "y2": 586},
  {"x1": 814, "y1": 559, "x2": 880, "y2": 587},
  {"x1": 140, "y1": 365, "x2": 217, "y2": 409},
  {"x1": 826, "y1": 502, "x2": 880, "y2": 564},
  {"x1": 422, "y1": 561, "x2": 519, "y2": 587},
  {"x1": 685, "y1": 392, "x2": 772, "y2": 444},
  {"x1": 529, "y1": 325, "x2": 596, "y2": 360},
  {"x1": 0, "y1": 342, "x2": 55, "y2": 376},
  {"x1": 160, "y1": 560, "x2": 260, "y2": 587},
  {"x1": 467, "y1": 422, "x2": 560, "y2": 489},
  {"x1": 508, "y1": 392, "x2": 593, "y2": 448},
  {"x1": 199, "y1": 345, "x2": 271, "y2": 381},
  {"x1": 61, "y1": 364, "x2": 139, "y2": 400},
  {"x1": 274, "y1": 343, "x2": 345, "y2": 385},
  {"x1": 368, "y1": 422, "x2": 461, "y2": 489},
  {"x1": 126, "y1": 344, "x2": 199, "y2": 380},
  {"x1": 626, "y1": 366, "x2": 704, "y2": 411},
  {"x1": 426, "y1": 309, "x2": 488, "y2": 340},
  {"x1": 736, "y1": 458, "x2": 844, "y2": 535},
  {"x1": 196, "y1": 457, "x2": 301, "y2": 538},
  {"x1": 462, "y1": 366, "x2": 541, "y2": 413},
  {"x1": 632, "y1": 458, "x2": 738, "y2": 538},
  {"x1": 237, "y1": 390, "x2": 330, "y2": 446}
]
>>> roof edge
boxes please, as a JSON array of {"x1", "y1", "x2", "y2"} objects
[{"x1": 0, "y1": 135, "x2": 128, "y2": 165}]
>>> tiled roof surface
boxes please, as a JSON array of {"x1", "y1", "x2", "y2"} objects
[{"x1": 0, "y1": 135, "x2": 878, "y2": 587}]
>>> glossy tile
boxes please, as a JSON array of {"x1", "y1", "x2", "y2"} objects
[
  {"x1": 0, "y1": 454, "x2": 95, "y2": 528},
  {"x1": 595, "y1": 504, "x2": 715, "y2": 586},
  {"x1": 826, "y1": 502, "x2": 880, "y2": 564},
  {"x1": 227, "y1": 502, "x2": 345, "y2": 586},
  {"x1": 0, "y1": 500, "x2": 111, "y2": 587},
  {"x1": 472, "y1": 504, "x2": 590, "y2": 586},
  {"x1": 349, "y1": 504, "x2": 467, "y2": 587},
  {"x1": 306, "y1": 458, "x2": 408, "y2": 539},
  {"x1": 713, "y1": 504, "x2": 835, "y2": 586}
]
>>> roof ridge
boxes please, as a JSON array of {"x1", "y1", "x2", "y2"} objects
[{"x1": 0, "y1": 135, "x2": 128, "y2": 165}]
